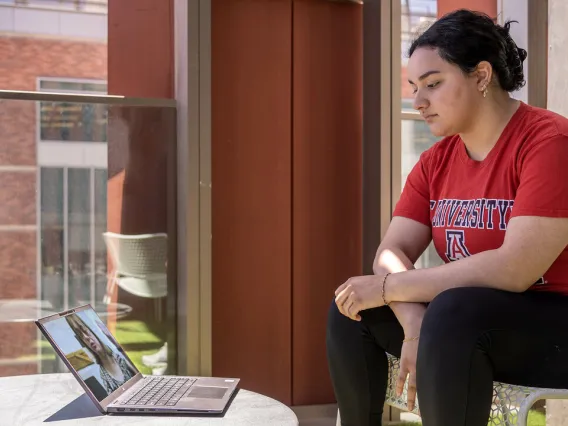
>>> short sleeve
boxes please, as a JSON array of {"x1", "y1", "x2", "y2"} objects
[
  {"x1": 511, "y1": 133, "x2": 568, "y2": 218},
  {"x1": 393, "y1": 151, "x2": 431, "y2": 226}
]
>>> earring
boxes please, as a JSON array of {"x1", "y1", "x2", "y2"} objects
[{"x1": 482, "y1": 85, "x2": 489, "y2": 98}]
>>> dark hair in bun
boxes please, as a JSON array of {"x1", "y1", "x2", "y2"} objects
[{"x1": 408, "y1": 9, "x2": 527, "y2": 92}]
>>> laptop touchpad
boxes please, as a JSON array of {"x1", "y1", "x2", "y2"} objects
[{"x1": 187, "y1": 386, "x2": 228, "y2": 399}]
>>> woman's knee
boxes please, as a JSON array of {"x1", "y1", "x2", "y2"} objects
[
  {"x1": 327, "y1": 299, "x2": 350, "y2": 341},
  {"x1": 421, "y1": 287, "x2": 497, "y2": 338}
]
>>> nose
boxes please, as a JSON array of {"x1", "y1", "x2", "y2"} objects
[
  {"x1": 86, "y1": 336, "x2": 96, "y2": 348},
  {"x1": 413, "y1": 89, "x2": 429, "y2": 111}
]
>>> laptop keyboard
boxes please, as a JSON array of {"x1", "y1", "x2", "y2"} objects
[{"x1": 122, "y1": 377, "x2": 197, "y2": 406}]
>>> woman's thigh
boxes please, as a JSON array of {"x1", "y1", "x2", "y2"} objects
[
  {"x1": 327, "y1": 300, "x2": 405, "y2": 357},
  {"x1": 359, "y1": 305, "x2": 405, "y2": 358},
  {"x1": 420, "y1": 287, "x2": 568, "y2": 387}
]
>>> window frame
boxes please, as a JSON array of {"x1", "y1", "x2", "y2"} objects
[{"x1": 38, "y1": 166, "x2": 106, "y2": 308}]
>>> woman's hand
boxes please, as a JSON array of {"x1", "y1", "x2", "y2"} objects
[
  {"x1": 397, "y1": 338, "x2": 420, "y2": 412},
  {"x1": 396, "y1": 313, "x2": 423, "y2": 412},
  {"x1": 334, "y1": 275, "x2": 386, "y2": 321}
]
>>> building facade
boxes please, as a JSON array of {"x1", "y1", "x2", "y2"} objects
[{"x1": 0, "y1": 0, "x2": 107, "y2": 377}]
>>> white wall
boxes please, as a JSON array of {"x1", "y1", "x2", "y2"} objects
[
  {"x1": 498, "y1": 0, "x2": 529, "y2": 103},
  {"x1": 0, "y1": 4, "x2": 106, "y2": 41},
  {"x1": 545, "y1": 1, "x2": 568, "y2": 424},
  {"x1": 548, "y1": 0, "x2": 568, "y2": 115}
]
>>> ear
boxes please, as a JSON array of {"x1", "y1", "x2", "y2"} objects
[{"x1": 475, "y1": 61, "x2": 493, "y2": 92}]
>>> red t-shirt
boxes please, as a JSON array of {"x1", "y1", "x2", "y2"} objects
[{"x1": 393, "y1": 102, "x2": 568, "y2": 294}]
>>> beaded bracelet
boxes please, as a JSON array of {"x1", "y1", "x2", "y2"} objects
[{"x1": 381, "y1": 273, "x2": 391, "y2": 306}]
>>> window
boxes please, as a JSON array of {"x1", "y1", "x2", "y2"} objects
[
  {"x1": 38, "y1": 78, "x2": 108, "y2": 311},
  {"x1": 398, "y1": 0, "x2": 442, "y2": 268},
  {"x1": 40, "y1": 167, "x2": 107, "y2": 311},
  {"x1": 38, "y1": 79, "x2": 108, "y2": 143}
]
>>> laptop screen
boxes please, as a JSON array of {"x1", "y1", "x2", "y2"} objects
[{"x1": 42, "y1": 307, "x2": 139, "y2": 401}]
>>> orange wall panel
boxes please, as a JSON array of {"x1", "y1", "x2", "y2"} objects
[
  {"x1": 107, "y1": 0, "x2": 174, "y2": 98},
  {"x1": 292, "y1": 0, "x2": 363, "y2": 405},
  {"x1": 211, "y1": 0, "x2": 293, "y2": 405},
  {"x1": 437, "y1": 0, "x2": 497, "y2": 17}
]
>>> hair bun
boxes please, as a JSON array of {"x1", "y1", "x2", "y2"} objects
[
  {"x1": 517, "y1": 46, "x2": 528, "y2": 63},
  {"x1": 499, "y1": 20, "x2": 527, "y2": 91}
]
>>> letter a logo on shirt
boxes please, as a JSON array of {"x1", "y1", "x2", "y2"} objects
[{"x1": 445, "y1": 230, "x2": 471, "y2": 261}]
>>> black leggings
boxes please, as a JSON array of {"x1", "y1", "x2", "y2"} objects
[{"x1": 326, "y1": 287, "x2": 568, "y2": 426}]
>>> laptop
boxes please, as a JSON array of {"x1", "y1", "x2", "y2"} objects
[{"x1": 36, "y1": 304, "x2": 240, "y2": 415}]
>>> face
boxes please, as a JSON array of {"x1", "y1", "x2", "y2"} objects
[
  {"x1": 72, "y1": 317, "x2": 103, "y2": 354},
  {"x1": 407, "y1": 47, "x2": 483, "y2": 137}
]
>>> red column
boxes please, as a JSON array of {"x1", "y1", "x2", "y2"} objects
[
  {"x1": 292, "y1": 0, "x2": 363, "y2": 405},
  {"x1": 437, "y1": 0, "x2": 497, "y2": 17},
  {"x1": 211, "y1": 0, "x2": 294, "y2": 405},
  {"x1": 107, "y1": 0, "x2": 174, "y2": 98},
  {"x1": 211, "y1": 0, "x2": 363, "y2": 406}
]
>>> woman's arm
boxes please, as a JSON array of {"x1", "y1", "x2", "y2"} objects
[
  {"x1": 371, "y1": 217, "x2": 431, "y2": 332},
  {"x1": 386, "y1": 215, "x2": 568, "y2": 303},
  {"x1": 376, "y1": 248, "x2": 426, "y2": 332}
]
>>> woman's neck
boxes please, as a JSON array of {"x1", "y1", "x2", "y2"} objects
[
  {"x1": 459, "y1": 94, "x2": 520, "y2": 161},
  {"x1": 99, "y1": 351, "x2": 124, "y2": 381}
]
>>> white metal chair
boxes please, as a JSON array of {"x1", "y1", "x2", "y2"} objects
[
  {"x1": 102, "y1": 232, "x2": 168, "y2": 305},
  {"x1": 336, "y1": 353, "x2": 568, "y2": 426}
]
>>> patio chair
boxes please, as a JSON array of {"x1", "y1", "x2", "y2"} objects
[
  {"x1": 102, "y1": 232, "x2": 168, "y2": 318},
  {"x1": 336, "y1": 353, "x2": 568, "y2": 426}
]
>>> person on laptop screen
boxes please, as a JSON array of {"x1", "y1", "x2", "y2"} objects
[
  {"x1": 43, "y1": 310, "x2": 137, "y2": 399},
  {"x1": 65, "y1": 314, "x2": 136, "y2": 395}
]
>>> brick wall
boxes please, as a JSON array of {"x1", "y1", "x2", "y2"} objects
[{"x1": 0, "y1": 36, "x2": 106, "y2": 376}]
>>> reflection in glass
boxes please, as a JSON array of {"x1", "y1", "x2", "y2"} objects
[
  {"x1": 94, "y1": 169, "x2": 108, "y2": 304},
  {"x1": 68, "y1": 168, "x2": 92, "y2": 308},
  {"x1": 39, "y1": 101, "x2": 108, "y2": 143},
  {"x1": 40, "y1": 168, "x2": 64, "y2": 309},
  {"x1": 0, "y1": 97, "x2": 177, "y2": 380},
  {"x1": 39, "y1": 80, "x2": 108, "y2": 143}
]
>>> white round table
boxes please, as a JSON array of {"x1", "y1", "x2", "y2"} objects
[{"x1": 0, "y1": 374, "x2": 299, "y2": 426}]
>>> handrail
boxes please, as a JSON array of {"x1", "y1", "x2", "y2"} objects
[{"x1": 0, "y1": 90, "x2": 176, "y2": 107}]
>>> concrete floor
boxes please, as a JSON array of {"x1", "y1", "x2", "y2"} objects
[{"x1": 292, "y1": 404, "x2": 421, "y2": 426}]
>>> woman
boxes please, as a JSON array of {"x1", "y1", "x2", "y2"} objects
[
  {"x1": 66, "y1": 315, "x2": 136, "y2": 395},
  {"x1": 327, "y1": 9, "x2": 568, "y2": 426}
]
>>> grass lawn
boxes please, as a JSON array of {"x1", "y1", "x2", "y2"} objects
[
  {"x1": 115, "y1": 320, "x2": 164, "y2": 375},
  {"x1": 33, "y1": 320, "x2": 164, "y2": 375},
  {"x1": 396, "y1": 409, "x2": 546, "y2": 425}
]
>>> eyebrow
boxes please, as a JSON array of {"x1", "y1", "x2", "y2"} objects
[{"x1": 408, "y1": 70, "x2": 441, "y2": 85}]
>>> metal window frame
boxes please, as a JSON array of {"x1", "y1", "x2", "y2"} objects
[
  {"x1": 362, "y1": 0, "x2": 401, "y2": 274},
  {"x1": 174, "y1": 0, "x2": 211, "y2": 377}
]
